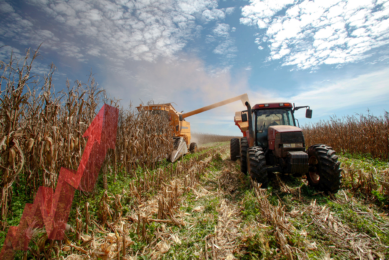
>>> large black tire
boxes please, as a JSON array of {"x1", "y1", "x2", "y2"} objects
[
  {"x1": 230, "y1": 138, "x2": 240, "y2": 161},
  {"x1": 248, "y1": 146, "x2": 269, "y2": 188},
  {"x1": 240, "y1": 137, "x2": 248, "y2": 175},
  {"x1": 189, "y1": 142, "x2": 198, "y2": 153},
  {"x1": 306, "y1": 144, "x2": 342, "y2": 193}
]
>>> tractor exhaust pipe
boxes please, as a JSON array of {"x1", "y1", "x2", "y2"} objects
[{"x1": 245, "y1": 101, "x2": 255, "y2": 147}]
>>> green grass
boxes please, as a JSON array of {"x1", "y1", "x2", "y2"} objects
[
  {"x1": 3, "y1": 144, "x2": 389, "y2": 259},
  {"x1": 0, "y1": 143, "x2": 225, "y2": 259},
  {"x1": 159, "y1": 147, "x2": 228, "y2": 259},
  {"x1": 340, "y1": 151, "x2": 389, "y2": 166}
]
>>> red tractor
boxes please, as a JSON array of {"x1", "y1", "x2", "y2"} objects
[{"x1": 231, "y1": 102, "x2": 342, "y2": 193}]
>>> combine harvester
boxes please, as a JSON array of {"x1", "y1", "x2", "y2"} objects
[
  {"x1": 232, "y1": 101, "x2": 342, "y2": 193},
  {"x1": 137, "y1": 93, "x2": 248, "y2": 162}
]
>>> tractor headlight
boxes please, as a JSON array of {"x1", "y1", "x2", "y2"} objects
[{"x1": 283, "y1": 143, "x2": 303, "y2": 148}]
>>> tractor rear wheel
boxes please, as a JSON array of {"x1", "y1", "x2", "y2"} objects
[
  {"x1": 248, "y1": 146, "x2": 268, "y2": 187},
  {"x1": 240, "y1": 137, "x2": 248, "y2": 175},
  {"x1": 189, "y1": 142, "x2": 198, "y2": 153},
  {"x1": 230, "y1": 138, "x2": 240, "y2": 161},
  {"x1": 306, "y1": 144, "x2": 342, "y2": 193}
]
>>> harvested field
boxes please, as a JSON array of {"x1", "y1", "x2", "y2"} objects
[
  {"x1": 9, "y1": 142, "x2": 385, "y2": 259},
  {"x1": 1, "y1": 50, "x2": 389, "y2": 259}
]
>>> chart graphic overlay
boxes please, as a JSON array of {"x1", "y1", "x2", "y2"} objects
[{"x1": 0, "y1": 104, "x2": 119, "y2": 259}]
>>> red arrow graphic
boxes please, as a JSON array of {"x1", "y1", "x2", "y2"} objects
[{"x1": 0, "y1": 104, "x2": 119, "y2": 259}]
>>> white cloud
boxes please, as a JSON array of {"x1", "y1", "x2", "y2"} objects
[
  {"x1": 213, "y1": 23, "x2": 230, "y2": 37},
  {"x1": 213, "y1": 39, "x2": 237, "y2": 57},
  {"x1": 205, "y1": 34, "x2": 215, "y2": 43},
  {"x1": 211, "y1": 23, "x2": 237, "y2": 58},
  {"x1": 85, "y1": 9, "x2": 103, "y2": 21},
  {"x1": 0, "y1": 0, "x2": 222, "y2": 64},
  {"x1": 202, "y1": 9, "x2": 225, "y2": 22},
  {"x1": 240, "y1": 0, "x2": 295, "y2": 27},
  {"x1": 0, "y1": 1, "x2": 14, "y2": 13},
  {"x1": 240, "y1": 0, "x2": 389, "y2": 69},
  {"x1": 0, "y1": 43, "x2": 21, "y2": 61},
  {"x1": 290, "y1": 68, "x2": 389, "y2": 119},
  {"x1": 225, "y1": 7, "x2": 235, "y2": 15}
]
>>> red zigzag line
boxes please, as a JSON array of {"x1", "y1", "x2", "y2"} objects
[{"x1": 0, "y1": 104, "x2": 119, "y2": 260}]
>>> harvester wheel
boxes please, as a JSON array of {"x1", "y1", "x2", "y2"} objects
[
  {"x1": 230, "y1": 138, "x2": 240, "y2": 161},
  {"x1": 306, "y1": 144, "x2": 342, "y2": 193},
  {"x1": 240, "y1": 137, "x2": 248, "y2": 175},
  {"x1": 189, "y1": 142, "x2": 198, "y2": 153},
  {"x1": 248, "y1": 147, "x2": 268, "y2": 187}
]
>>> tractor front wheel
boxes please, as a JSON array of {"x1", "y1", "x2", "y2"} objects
[
  {"x1": 248, "y1": 146, "x2": 268, "y2": 187},
  {"x1": 306, "y1": 144, "x2": 342, "y2": 193},
  {"x1": 230, "y1": 138, "x2": 240, "y2": 161},
  {"x1": 240, "y1": 137, "x2": 249, "y2": 175}
]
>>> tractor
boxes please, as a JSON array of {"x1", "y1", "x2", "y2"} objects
[{"x1": 231, "y1": 102, "x2": 342, "y2": 193}]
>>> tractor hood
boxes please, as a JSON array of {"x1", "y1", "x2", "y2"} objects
[
  {"x1": 268, "y1": 125, "x2": 304, "y2": 151},
  {"x1": 268, "y1": 125, "x2": 302, "y2": 140},
  {"x1": 269, "y1": 125, "x2": 302, "y2": 133}
]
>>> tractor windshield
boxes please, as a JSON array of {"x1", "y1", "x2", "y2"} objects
[
  {"x1": 256, "y1": 109, "x2": 295, "y2": 130},
  {"x1": 255, "y1": 109, "x2": 295, "y2": 147}
]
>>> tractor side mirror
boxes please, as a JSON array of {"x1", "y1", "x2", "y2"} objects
[
  {"x1": 242, "y1": 113, "x2": 248, "y2": 122},
  {"x1": 306, "y1": 109, "x2": 312, "y2": 118}
]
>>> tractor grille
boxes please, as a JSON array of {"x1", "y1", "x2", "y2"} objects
[
  {"x1": 281, "y1": 132, "x2": 304, "y2": 143},
  {"x1": 288, "y1": 151, "x2": 309, "y2": 174}
]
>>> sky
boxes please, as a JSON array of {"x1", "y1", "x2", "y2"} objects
[{"x1": 0, "y1": 0, "x2": 388, "y2": 136}]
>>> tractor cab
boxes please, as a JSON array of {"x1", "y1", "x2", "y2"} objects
[
  {"x1": 253, "y1": 103, "x2": 296, "y2": 149},
  {"x1": 235, "y1": 103, "x2": 302, "y2": 149}
]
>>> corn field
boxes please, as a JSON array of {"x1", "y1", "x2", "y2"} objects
[
  {"x1": 0, "y1": 48, "x2": 175, "y2": 231},
  {"x1": 1, "y1": 48, "x2": 389, "y2": 260},
  {"x1": 302, "y1": 113, "x2": 389, "y2": 161}
]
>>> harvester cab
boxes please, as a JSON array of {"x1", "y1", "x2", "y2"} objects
[
  {"x1": 231, "y1": 102, "x2": 342, "y2": 194},
  {"x1": 137, "y1": 93, "x2": 248, "y2": 162}
]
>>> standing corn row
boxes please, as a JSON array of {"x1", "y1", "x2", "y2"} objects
[
  {"x1": 0, "y1": 49, "x2": 174, "y2": 227},
  {"x1": 303, "y1": 113, "x2": 389, "y2": 160}
]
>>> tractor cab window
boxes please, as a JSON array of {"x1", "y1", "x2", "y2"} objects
[
  {"x1": 256, "y1": 109, "x2": 294, "y2": 129},
  {"x1": 255, "y1": 109, "x2": 295, "y2": 148}
]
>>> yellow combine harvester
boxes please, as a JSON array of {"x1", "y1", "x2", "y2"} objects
[{"x1": 136, "y1": 93, "x2": 248, "y2": 162}]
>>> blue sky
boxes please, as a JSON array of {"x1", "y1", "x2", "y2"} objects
[{"x1": 1, "y1": 0, "x2": 389, "y2": 136}]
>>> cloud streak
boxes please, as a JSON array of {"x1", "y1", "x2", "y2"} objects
[
  {"x1": 0, "y1": 0, "x2": 223, "y2": 64},
  {"x1": 241, "y1": 0, "x2": 389, "y2": 69},
  {"x1": 290, "y1": 67, "x2": 389, "y2": 115}
]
